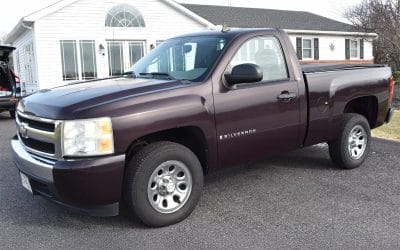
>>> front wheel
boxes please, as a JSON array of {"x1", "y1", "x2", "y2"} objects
[
  {"x1": 329, "y1": 113, "x2": 371, "y2": 169},
  {"x1": 124, "y1": 141, "x2": 204, "y2": 227}
]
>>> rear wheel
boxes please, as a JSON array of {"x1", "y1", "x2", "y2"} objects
[
  {"x1": 124, "y1": 141, "x2": 203, "y2": 227},
  {"x1": 329, "y1": 113, "x2": 371, "y2": 169}
]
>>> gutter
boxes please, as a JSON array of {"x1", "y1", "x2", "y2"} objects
[
  {"x1": 5, "y1": 19, "x2": 33, "y2": 44},
  {"x1": 284, "y1": 29, "x2": 378, "y2": 38}
]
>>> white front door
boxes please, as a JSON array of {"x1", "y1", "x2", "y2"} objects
[{"x1": 107, "y1": 40, "x2": 145, "y2": 76}]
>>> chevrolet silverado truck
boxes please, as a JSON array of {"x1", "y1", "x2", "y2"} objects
[{"x1": 12, "y1": 29, "x2": 394, "y2": 227}]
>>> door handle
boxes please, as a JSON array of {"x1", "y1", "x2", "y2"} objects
[{"x1": 277, "y1": 91, "x2": 297, "y2": 102}]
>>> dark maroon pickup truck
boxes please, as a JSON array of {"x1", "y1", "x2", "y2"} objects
[{"x1": 12, "y1": 29, "x2": 394, "y2": 227}]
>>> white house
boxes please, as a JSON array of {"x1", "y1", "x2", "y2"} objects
[
  {"x1": 5, "y1": 1, "x2": 377, "y2": 93},
  {"x1": 183, "y1": 4, "x2": 377, "y2": 64}
]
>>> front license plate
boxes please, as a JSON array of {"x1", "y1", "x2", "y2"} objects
[{"x1": 20, "y1": 172, "x2": 33, "y2": 193}]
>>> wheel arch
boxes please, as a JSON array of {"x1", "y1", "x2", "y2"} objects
[
  {"x1": 125, "y1": 126, "x2": 210, "y2": 175},
  {"x1": 343, "y1": 95, "x2": 379, "y2": 128}
]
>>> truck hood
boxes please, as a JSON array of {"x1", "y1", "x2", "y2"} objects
[{"x1": 19, "y1": 77, "x2": 187, "y2": 119}]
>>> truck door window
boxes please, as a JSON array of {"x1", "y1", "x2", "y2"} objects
[{"x1": 229, "y1": 36, "x2": 288, "y2": 83}]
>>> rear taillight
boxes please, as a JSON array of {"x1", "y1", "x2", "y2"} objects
[{"x1": 389, "y1": 76, "x2": 395, "y2": 105}]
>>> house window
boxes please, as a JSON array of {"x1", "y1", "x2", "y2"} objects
[
  {"x1": 107, "y1": 41, "x2": 124, "y2": 76},
  {"x1": 60, "y1": 40, "x2": 97, "y2": 81},
  {"x1": 350, "y1": 39, "x2": 358, "y2": 58},
  {"x1": 129, "y1": 41, "x2": 145, "y2": 66},
  {"x1": 79, "y1": 40, "x2": 97, "y2": 80},
  {"x1": 60, "y1": 40, "x2": 79, "y2": 81},
  {"x1": 105, "y1": 4, "x2": 145, "y2": 27},
  {"x1": 302, "y1": 39, "x2": 312, "y2": 59}
]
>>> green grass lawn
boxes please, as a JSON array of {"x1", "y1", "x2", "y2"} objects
[{"x1": 372, "y1": 110, "x2": 400, "y2": 141}]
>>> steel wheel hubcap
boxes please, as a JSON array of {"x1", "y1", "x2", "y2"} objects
[
  {"x1": 347, "y1": 125, "x2": 367, "y2": 160},
  {"x1": 147, "y1": 160, "x2": 192, "y2": 214}
]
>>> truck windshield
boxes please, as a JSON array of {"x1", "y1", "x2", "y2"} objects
[{"x1": 128, "y1": 36, "x2": 227, "y2": 82}]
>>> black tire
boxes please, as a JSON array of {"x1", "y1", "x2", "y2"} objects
[
  {"x1": 329, "y1": 113, "x2": 371, "y2": 169},
  {"x1": 124, "y1": 141, "x2": 203, "y2": 227},
  {"x1": 9, "y1": 110, "x2": 15, "y2": 119}
]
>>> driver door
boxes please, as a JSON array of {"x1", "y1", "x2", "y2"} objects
[{"x1": 213, "y1": 36, "x2": 301, "y2": 167}]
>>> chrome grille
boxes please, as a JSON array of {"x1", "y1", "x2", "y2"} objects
[{"x1": 16, "y1": 111, "x2": 62, "y2": 160}]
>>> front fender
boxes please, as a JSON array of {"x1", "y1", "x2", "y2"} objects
[{"x1": 111, "y1": 93, "x2": 216, "y2": 163}]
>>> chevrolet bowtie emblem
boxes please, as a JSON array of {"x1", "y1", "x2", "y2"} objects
[{"x1": 19, "y1": 122, "x2": 29, "y2": 139}]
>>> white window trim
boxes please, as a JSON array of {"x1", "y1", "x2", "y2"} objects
[
  {"x1": 60, "y1": 40, "x2": 79, "y2": 81},
  {"x1": 302, "y1": 38, "x2": 313, "y2": 60},
  {"x1": 79, "y1": 40, "x2": 97, "y2": 80},
  {"x1": 350, "y1": 39, "x2": 359, "y2": 59},
  {"x1": 105, "y1": 4, "x2": 146, "y2": 28},
  {"x1": 105, "y1": 40, "x2": 147, "y2": 76},
  {"x1": 60, "y1": 40, "x2": 98, "y2": 82}
]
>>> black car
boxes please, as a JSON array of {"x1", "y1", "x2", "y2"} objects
[{"x1": 0, "y1": 45, "x2": 20, "y2": 118}]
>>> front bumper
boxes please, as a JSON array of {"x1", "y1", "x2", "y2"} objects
[{"x1": 11, "y1": 138, "x2": 125, "y2": 216}]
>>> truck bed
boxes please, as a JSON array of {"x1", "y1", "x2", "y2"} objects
[
  {"x1": 301, "y1": 64, "x2": 392, "y2": 147},
  {"x1": 301, "y1": 64, "x2": 386, "y2": 74}
]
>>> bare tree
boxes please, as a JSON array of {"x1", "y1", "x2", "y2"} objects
[{"x1": 345, "y1": 0, "x2": 400, "y2": 69}]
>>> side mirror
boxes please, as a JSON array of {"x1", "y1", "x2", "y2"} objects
[
  {"x1": 224, "y1": 63, "x2": 263, "y2": 86},
  {"x1": 16, "y1": 87, "x2": 21, "y2": 94}
]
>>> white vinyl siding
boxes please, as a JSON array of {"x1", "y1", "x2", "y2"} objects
[
  {"x1": 15, "y1": 50, "x2": 21, "y2": 75},
  {"x1": 12, "y1": 30, "x2": 38, "y2": 94},
  {"x1": 30, "y1": 0, "x2": 207, "y2": 89},
  {"x1": 288, "y1": 35, "x2": 374, "y2": 61}
]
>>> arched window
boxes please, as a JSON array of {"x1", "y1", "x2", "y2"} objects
[{"x1": 105, "y1": 4, "x2": 145, "y2": 27}]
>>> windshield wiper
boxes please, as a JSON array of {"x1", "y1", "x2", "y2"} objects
[{"x1": 139, "y1": 72, "x2": 175, "y2": 80}]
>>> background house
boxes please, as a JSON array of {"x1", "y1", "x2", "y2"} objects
[
  {"x1": 5, "y1": 0, "x2": 215, "y2": 93},
  {"x1": 183, "y1": 4, "x2": 377, "y2": 64},
  {"x1": 5, "y1": 0, "x2": 376, "y2": 93}
]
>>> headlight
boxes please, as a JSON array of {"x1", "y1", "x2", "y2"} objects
[{"x1": 62, "y1": 117, "x2": 114, "y2": 157}]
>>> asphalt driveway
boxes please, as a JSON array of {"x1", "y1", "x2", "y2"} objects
[{"x1": 1, "y1": 112, "x2": 400, "y2": 249}]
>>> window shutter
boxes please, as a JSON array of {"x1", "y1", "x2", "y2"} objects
[
  {"x1": 314, "y1": 38, "x2": 319, "y2": 60},
  {"x1": 296, "y1": 37, "x2": 302, "y2": 60},
  {"x1": 345, "y1": 39, "x2": 350, "y2": 60},
  {"x1": 360, "y1": 39, "x2": 364, "y2": 59}
]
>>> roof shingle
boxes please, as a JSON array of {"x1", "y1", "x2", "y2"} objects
[{"x1": 182, "y1": 4, "x2": 356, "y2": 32}]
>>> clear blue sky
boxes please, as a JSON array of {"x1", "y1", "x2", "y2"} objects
[{"x1": 0, "y1": 0, "x2": 362, "y2": 36}]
